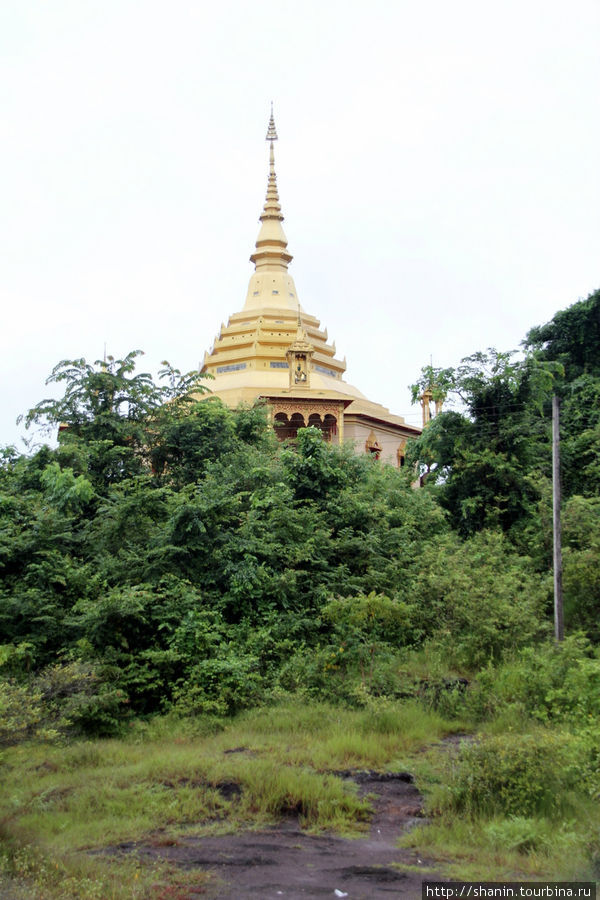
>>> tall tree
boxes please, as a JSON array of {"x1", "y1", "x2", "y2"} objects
[
  {"x1": 526, "y1": 288, "x2": 600, "y2": 381},
  {"x1": 20, "y1": 352, "x2": 209, "y2": 490},
  {"x1": 407, "y1": 350, "x2": 555, "y2": 537},
  {"x1": 526, "y1": 289, "x2": 600, "y2": 497}
]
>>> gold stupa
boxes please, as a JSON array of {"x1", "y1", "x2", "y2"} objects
[{"x1": 201, "y1": 109, "x2": 419, "y2": 464}]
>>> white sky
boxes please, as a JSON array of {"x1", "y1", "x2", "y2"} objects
[{"x1": 1, "y1": 0, "x2": 599, "y2": 447}]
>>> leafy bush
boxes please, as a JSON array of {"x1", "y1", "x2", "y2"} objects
[
  {"x1": 34, "y1": 660, "x2": 129, "y2": 736},
  {"x1": 0, "y1": 679, "x2": 54, "y2": 746},
  {"x1": 172, "y1": 654, "x2": 263, "y2": 716},
  {"x1": 562, "y1": 495, "x2": 600, "y2": 639},
  {"x1": 483, "y1": 816, "x2": 583, "y2": 856},
  {"x1": 0, "y1": 659, "x2": 128, "y2": 744},
  {"x1": 323, "y1": 592, "x2": 420, "y2": 659},
  {"x1": 412, "y1": 530, "x2": 548, "y2": 668},
  {"x1": 446, "y1": 731, "x2": 596, "y2": 817},
  {"x1": 466, "y1": 635, "x2": 600, "y2": 726}
]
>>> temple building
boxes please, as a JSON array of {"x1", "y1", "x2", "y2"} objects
[{"x1": 200, "y1": 111, "x2": 420, "y2": 465}]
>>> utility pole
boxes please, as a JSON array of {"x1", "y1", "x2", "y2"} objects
[{"x1": 552, "y1": 394, "x2": 564, "y2": 642}]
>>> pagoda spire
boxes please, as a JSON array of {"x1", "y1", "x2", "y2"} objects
[
  {"x1": 250, "y1": 106, "x2": 293, "y2": 272},
  {"x1": 266, "y1": 102, "x2": 278, "y2": 141}
]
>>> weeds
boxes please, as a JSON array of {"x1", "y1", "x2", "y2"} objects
[
  {"x1": 0, "y1": 699, "x2": 457, "y2": 897},
  {"x1": 5, "y1": 696, "x2": 595, "y2": 894},
  {"x1": 401, "y1": 725, "x2": 600, "y2": 882},
  {"x1": 400, "y1": 813, "x2": 596, "y2": 882}
]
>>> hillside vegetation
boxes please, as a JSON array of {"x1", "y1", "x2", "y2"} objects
[{"x1": 1, "y1": 289, "x2": 599, "y2": 895}]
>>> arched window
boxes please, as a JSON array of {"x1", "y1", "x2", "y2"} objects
[
  {"x1": 323, "y1": 414, "x2": 337, "y2": 441},
  {"x1": 290, "y1": 412, "x2": 305, "y2": 429},
  {"x1": 397, "y1": 440, "x2": 407, "y2": 468},
  {"x1": 365, "y1": 430, "x2": 382, "y2": 460}
]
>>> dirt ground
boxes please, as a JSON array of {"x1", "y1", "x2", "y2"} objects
[{"x1": 106, "y1": 770, "x2": 448, "y2": 899}]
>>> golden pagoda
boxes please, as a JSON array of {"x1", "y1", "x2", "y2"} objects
[{"x1": 200, "y1": 110, "x2": 420, "y2": 465}]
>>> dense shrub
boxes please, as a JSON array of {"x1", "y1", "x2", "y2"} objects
[
  {"x1": 0, "y1": 659, "x2": 127, "y2": 743},
  {"x1": 483, "y1": 817, "x2": 584, "y2": 856},
  {"x1": 446, "y1": 731, "x2": 597, "y2": 817},
  {"x1": 172, "y1": 654, "x2": 263, "y2": 716},
  {"x1": 465, "y1": 635, "x2": 600, "y2": 725},
  {"x1": 562, "y1": 495, "x2": 600, "y2": 639},
  {"x1": 412, "y1": 530, "x2": 549, "y2": 668},
  {"x1": 0, "y1": 679, "x2": 49, "y2": 746}
]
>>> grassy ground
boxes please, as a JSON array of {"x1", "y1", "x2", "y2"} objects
[
  {"x1": 0, "y1": 700, "x2": 460, "y2": 899},
  {"x1": 401, "y1": 732, "x2": 599, "y2": 883},
  {"x1": 1, "y1": 699, "x2": 597, "y2": 897}
]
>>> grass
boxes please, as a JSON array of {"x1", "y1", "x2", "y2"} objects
[
  {"x1": 226, "y1": 698, "x2": 460, "y2": 769},
  {"x1": 0, "y1": 698, "x2": 463, "y2": 898},
  {"x1": 0, "y1": 845, "x2": 210, "y2": 900},
  {"x1": 400, "y1": 816, "x2": 595, "y2": 882},
  {"x1": 3, "y1": 697, "x2": 597, "y2": 894},
  {"x1": 400, "y1": 739, "x2": 600, "y2": 883}
]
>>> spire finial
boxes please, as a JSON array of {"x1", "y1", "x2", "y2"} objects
[
  {"x1": 262, "y1": 104, "x2": 280, "y2": 206},
  {"x1": 249, "y1": 105, "x2": 293, "y2": 273},
  {"x1": 266, "y1": 103, "x2": 278, "y2": 141}
]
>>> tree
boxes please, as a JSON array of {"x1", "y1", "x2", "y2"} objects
[
  {"x1": 561, "y1": 495, "x2": 600, "y2": 639},
  {"x1": 526, "y1": 287, "x2": 600, "y2": 381},
  {"x1": 21, "y1": 352, "x2": 209, "y2": 490},
  {"x1": 527, "y1": 289, "x2": 600, "y2": 497},
  {"x1": 407, "y1": 350, "x2": 554, "y2": 537},
  {"x1": 150, "y1": 398, "x2": 273, "y2": 488}
]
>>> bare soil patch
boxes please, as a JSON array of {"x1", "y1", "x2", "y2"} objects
[{"x1": 102, "y1": 770, "x2": 447, "y2": 898}]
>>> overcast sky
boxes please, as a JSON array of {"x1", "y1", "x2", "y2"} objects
[{"x1": 2, "y1": 0, "x2": 599, "y2": 447}]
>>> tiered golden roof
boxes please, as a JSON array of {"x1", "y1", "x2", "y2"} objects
[
  {"x1": 201, "y1": 109, "x2": 350, "y2": 402},
  {"x1": 200, "y1": 110, "x2": 420, "y2": 460}
]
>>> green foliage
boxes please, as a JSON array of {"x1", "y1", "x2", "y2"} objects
[
  {"x1": 445, "y1": 730, "x2": 595, "y2": 817},
  {"x1": 562, "y1": 496, "x2": 600, "y2": 638},
  {"x1": 407, "y1": 299, "x2": 600, "y2": 549},
  {"x1": 526, "y1": 287, "x2": 600, "y2": 381},
  {"x1": 407, "y1": 349, "x2": 555, "y2": 537},
  {"x1": 20, "y1": 352, "x2": 209, "y2": 490},
  {"x1": 281, "y1": 426, "x2": 354, "y2": 502},
  {"x1": 150, "y1": 398, "x2": 273, "y2": 487},
  {"x1": 323, "y1": 591, "x2": 417, "y2": 648},
  {"x1": 0, "y1": 641, "x2": 36, "y2": 675},
  {"x1": 409, "y1": 364, "x2": 455, "y2": 406},
  {"x1": 32, "y1": 660, "x2": 128, "y2": 736},
  {"x1": 22, "y1": 353, "x2": 208, "y2": 437},
  {"x1": 0, "y1": 679, "x2": 51, "y2": 746},
  {"x1": 173, "y1": 653, "x2": 263, "y2": 716},
  {"x1": 320, "y1": 592, "x2": 420, "y2": 692},
  {"x1": 40, "y1": 463, "x2": 95, "y2": 512},
  {"x1": 482, "y1": 817, "x2": 582, "y2": 856},
  {"x1": 412, "y1": 531, "x2": 548, "y2": 668},
  {"x1": 465, "y1": 635, "x2": 600, "y2": 727},
  {"x1": 558, "y1": 375, "x2": 600, "y2": 497},
  {"x1": 405, "y1": 317, "x2": 600, "y2": 664},
  {"x1": 0, "y1": 659, "x2": 126, "y2": 744}
]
